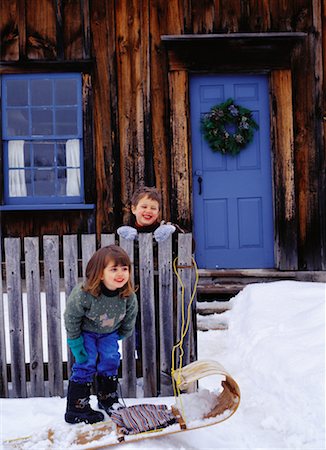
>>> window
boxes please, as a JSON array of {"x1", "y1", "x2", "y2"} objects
[{"x1": 1, "y1": 73, "x2": 85, "y2": 207}]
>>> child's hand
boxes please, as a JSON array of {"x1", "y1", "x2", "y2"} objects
[
  {"x1": 117, "y1": 226, "x2": 138, "y2": 241},
  {"x1": 67, "y1": 336, "x2": 88, "y2": 364},
  {"x1": 154, "y1": 224, "x2": 176, "y2": 242}
]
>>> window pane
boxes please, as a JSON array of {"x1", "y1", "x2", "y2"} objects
[
  {"x1": 55, "y1": 109, "x2": 78, "y2": 135},
  {"x1": 7, "y1": 109, "x2": 29, "y2": 136},
  {"x1": 8, "y1": 169, "x2": 27, "y2": 196},
  {"x1": 7, "y1": 80, "x2": 28, "y2": 106},
  {"x1": 57, "y1": 143, "x2": 66, "y2": 166},
  {"x1": 24, "y1": 143, "x2": 31, "y2": 167},
  {"x1": 25, "y1": 170, "x2": 32, "y2": 196},
  {"x1": 32, "y1": 109, "x2": 53, "y2": 135},
  {"x1": 34, "y1": 169, "x2": 55, "y2": 195},
  {"x1": 33, "y1": 143, "x2": 55, "y2": 167},
  {"x1": 64, "y1": 168, "x2": 80, "y2": 196},
  {"x1": 58, "y1": 168, "x2": 67, "y2": 194},
  {"x1": 55, "y1": 79, "x2": 77, "y2": 105},
  {"x1": 31, "y1": 79, "x2": 53, "y2": 106}
]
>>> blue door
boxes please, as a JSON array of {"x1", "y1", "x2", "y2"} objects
[{"x1": 190, "y1": 74, "x2": 274, "y2": 269}]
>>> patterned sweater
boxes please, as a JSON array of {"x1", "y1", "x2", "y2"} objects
[{"x1": 64, "y1": 283, "x2": 138, "y2": 340}]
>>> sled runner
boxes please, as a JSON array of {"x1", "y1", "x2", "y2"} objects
[{"x1": 4, "y1": 359, "x2": 240, "y2": 450}]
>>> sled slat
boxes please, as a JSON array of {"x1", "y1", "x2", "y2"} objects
[
  {"x1": 43, "y1": 236, "x2": 63, "y2": 397},
  {"x1": 24, "y1": 237, "x2": 45, "y2": 397}
]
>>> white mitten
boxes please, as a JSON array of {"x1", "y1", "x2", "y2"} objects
[
  {"x1": 154, "y1": 224, "x2": 176, "y2": 242},
  {"x1": 117, "y1": 226, "x2": 138, "y2": 241}
]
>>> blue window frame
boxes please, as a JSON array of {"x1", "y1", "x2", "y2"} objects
[{"x1": 1, "y1": 73, "x2": 85, "y2": 208}]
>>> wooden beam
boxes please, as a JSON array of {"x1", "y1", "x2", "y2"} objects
[
  {"x1": 0, "y1": 60, "x2": 94, "y2": 73},
  {"x1": 0, "y1": 0, "x2": 19, "y2": 61},
  {"x1": 17, "y1": 0, "x2": 26, "y2": 59},
  {"x1": 54, "y1": 0, "x2": 64, "y2": 60},
  {"x1": 270, "y1": 70, "x2": 297, "y2": 270},
  {"x1": 314, "y1": 0, "x2": 326, "y2": 270},
  {"x1": 149, "y1": 1, "x2": 171, "y2": 219},
  {"x1": 115, "y1": 0, "x2": 145, "y2": 223},
  {"x1": 162, "y1": 32, "x2": 307, "y2": 71},
  {"x1": 168, "y1": 70, "x2": 191, "y2": 228},
  {"x1": 81, "y1": 0, "x2": 91, "y2": 59}
]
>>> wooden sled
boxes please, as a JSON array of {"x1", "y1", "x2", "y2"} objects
[{"x1": 4, "y1": 360, "x2": 240, "y2": 450}]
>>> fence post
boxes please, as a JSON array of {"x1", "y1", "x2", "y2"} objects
[
  {"x1": 176, "y1": 233, "x2": 194, "y2": 368},
  {"x1": 43, "y1": 236, "x2": 63, "y2": 397},
  {"x1": 63, "y1": 235, "x2": 79, "y2": 377},
  {"x1": 5, "y1": 238, "x2": 27, "y2": 398},
  {"x1": 138, "y1": 233, "x2": 157, "y2": 397},
  {"x1": 158, "y1": 235, "x2": 174, "y2": 396},
  {"x1": 100, "y1": 234, "x2": 116, "y2": 247},
  {"x1": 24, "y1": 237, "x2": 45, "y2": 397},
  {"x1": 119, "y1": 237, "x2": 137, "y2": 397},
  {"x1": 0, "y1": 236, "x2": 8, "y2": 397},
  {"x1": 81, "y1": 234, "x2": 96, "y2": 277}
]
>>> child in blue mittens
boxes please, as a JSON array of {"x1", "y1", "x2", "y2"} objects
[
  {"x1": 117, "y1": 186, "x2": 176, "y2": 242},
  {"x1": 64, "y1": 245, "x2": 138, "y2": 424},
  {"x1": 117, "y1": 186, "x2": 178, "y2": 359}
]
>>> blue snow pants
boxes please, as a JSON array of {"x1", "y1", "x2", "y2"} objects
[{"x1": 70, "y1": 330, "x2": 120, "y2": 383}]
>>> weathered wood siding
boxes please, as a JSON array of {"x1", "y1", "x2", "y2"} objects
[
  {"x1": 0, "y1": 233, "x2": 195, "y2": 398},
  {"x1": 0, "y1": 0, "x2": 325, "y2": 270}
]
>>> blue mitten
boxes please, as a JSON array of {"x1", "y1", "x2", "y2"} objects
[
  {"x1": 117, "y1": 226, "x2": 138, "y2": 241},
  {"x1": 67, "y1": 336, "x2": 88, "y2": 364},
  {"x1": 154, "y1": 224, "x2": 176, "y2": 242}
]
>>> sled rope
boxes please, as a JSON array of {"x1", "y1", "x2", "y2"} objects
[{"x1": 171, "y1": 256, "x2": 199, "y2": 422}]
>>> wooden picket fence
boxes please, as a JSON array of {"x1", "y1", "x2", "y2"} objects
[{"x1": 0, "y1": 233, "x2": 196, "y2": 399}]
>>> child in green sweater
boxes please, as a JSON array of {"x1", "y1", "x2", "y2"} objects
[{"x1": 64, "y1": 245, "x2": 138, "y2": 424}]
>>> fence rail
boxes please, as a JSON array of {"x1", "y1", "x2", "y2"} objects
[{"x1": 0, "y1": 233, "x2": 196, "y2": 399}]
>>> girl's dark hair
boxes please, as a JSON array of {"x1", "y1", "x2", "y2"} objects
[
  {"x1": 83, "y1": 245, "x2": 134, "y2": 298},
  {"x1": 131, "y1": 186, "x2": 162, "y2": 208}
]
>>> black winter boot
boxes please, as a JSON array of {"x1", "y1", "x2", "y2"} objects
[
  {"x1": 65, "y1": 381, "x2": 104, "y2": 424},
  {"x1": 97, "y1": 375, "x2": 121, "y2": 415}
]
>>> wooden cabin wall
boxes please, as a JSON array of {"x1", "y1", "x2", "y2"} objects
[{"x1": 0, "y1": 0, "x2": 325, "y2": 270}]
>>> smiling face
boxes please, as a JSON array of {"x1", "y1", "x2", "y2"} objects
[
  {"x1": 101, "y1": 261, "x2": 130, "y2": 291},
  {"x1": 131, "y1": 195, "x2": 160, "y2": 227}
]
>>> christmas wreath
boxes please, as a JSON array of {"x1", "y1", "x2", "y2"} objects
[{"x1": 201, "y1": 98, "x2": 259, "y2": 156}]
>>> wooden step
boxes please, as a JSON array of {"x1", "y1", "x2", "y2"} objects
[
  {"x1": 196, "y1": 314, "x2": 228, "y2": 331},
  {"x1": 196, "y1": 300, "x2": 231, "y2": 331},
  {"x1": 197, "y1": 283, "x2": 243, "y2": 295},
  {"x1": 197, "y1": 300, "x2": 232, "y2": 315},
  {"x1": 198, "y1": 269, "x2": 326, "y2": 282}
]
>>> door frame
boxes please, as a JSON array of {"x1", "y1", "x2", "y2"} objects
[{"x1": 162, "y1": 34, "x2": 304, "y2": 270}]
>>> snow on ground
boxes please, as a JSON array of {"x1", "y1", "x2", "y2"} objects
[{"x1": 1, "y1": 280, "x2": 325, "y2": 449}]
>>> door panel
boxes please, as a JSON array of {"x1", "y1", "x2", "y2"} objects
[{"x1": 190, "y1": 74, "x2": 274, "y2": 269}]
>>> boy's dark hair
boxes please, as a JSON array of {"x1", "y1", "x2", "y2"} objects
[
  {"x1": 83, "y1": 245, "x2": 134, "y2": 298},
  {"x1": 131, "y1": 186, "x2": 162, "y2": 208}
]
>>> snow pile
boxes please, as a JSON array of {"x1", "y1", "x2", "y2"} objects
[
  {"x1": 1, "y1": 280, "x2": 325, "y2": 450},
  {"x1": 199, "y1": 280, "x2": 325, "y2": 449},
  {"x1": 173, "y1": 388, "x2": 220, "y2": 422}
]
